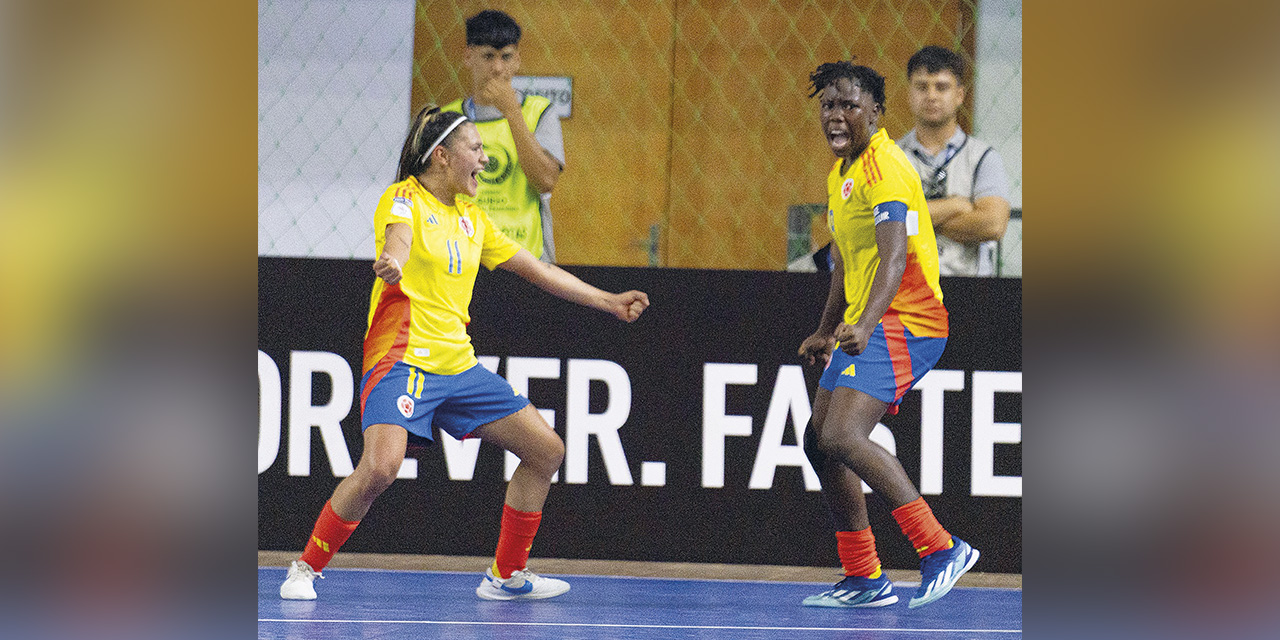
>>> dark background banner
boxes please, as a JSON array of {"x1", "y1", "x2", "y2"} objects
[{"x1": 258, "y1": 257, "x2": 1022, "y2": 573}]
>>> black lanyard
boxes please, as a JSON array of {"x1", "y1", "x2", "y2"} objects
[{"x1": 914, "y1": 133, "x2": 968, "y2": 194}]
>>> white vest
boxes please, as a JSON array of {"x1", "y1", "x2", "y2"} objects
[{"x1": 902, "y1": 131, "x2": 998, "y2": 277}]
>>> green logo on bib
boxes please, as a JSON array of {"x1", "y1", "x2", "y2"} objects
[{"x1": 479, "y1": 145, "x2": 514, "y2": 185}]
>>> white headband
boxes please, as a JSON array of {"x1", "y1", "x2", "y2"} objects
[{"x1": 420, "y1": 116, "x2": 469, "y2": 166}]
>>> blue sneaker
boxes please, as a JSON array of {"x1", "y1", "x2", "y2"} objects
[
  {"x1": 909, "y1": 537, "x2": 980, "y2": 608},
  {"x1": 802, "y1": 574, "x2": 899, "y2": 608}
]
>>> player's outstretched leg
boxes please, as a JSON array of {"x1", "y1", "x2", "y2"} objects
[
  {"x1": 279, "y1": 424, "x2": 406, "y2": 600},
  {"x1": 469, "y1": 406, "x2": 571, "y2": 601},
  {"x1": 800, "y1": 397, "x2": 898, "y2": 608}
]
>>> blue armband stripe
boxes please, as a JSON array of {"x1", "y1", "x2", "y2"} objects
[{"x1": 873, "y1": 201, "x2": 908, "y2": 225}]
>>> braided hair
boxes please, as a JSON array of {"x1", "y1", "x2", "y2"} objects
[{"x1": 808, "y1": 60, "x2": 886, "y2": 113}]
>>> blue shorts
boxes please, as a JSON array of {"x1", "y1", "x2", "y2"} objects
[
  {"x1": 359, "y1": 361, "x2": 529, "y2": 441},
  {"x1": 819, "y1": 317, "x2": 947, "y2": 413}
]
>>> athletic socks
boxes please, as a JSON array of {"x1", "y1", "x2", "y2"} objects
[
  {"x1": 297, "y1": 501, "x2": 544, "y2": 578},
  {"x1": 299, "y1": 500, "x2": 360, "y2": 572},
  {"x1": 891, "y1": 497, "x2": 953, "y2": 558},
  {"x1": 836, "y1": 528, "x2": 884, "y2": 578},
  {"x1": 493, "y1": 504, "x2": 543, "y2": 579}
]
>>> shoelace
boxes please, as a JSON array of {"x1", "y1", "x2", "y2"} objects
[
  {"x1": 295, "y1": 562, "x2": 324, "y2": 580},
  {"x1": 822, "y1": 575, "x2": 862, "y2": 595},
  {"x1": 508, "y1": 569, "x2": 537, "y2": 583},
  {"x1": 921, "y1": 546, "x2": 958, "y2": 575}
]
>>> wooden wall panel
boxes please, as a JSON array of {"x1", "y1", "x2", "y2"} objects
[{"x1": 411, "y1": 1, "x2": 968, "y2": 269}]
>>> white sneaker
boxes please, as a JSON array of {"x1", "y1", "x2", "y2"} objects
[
  {"x1": 280, "y1": 560, "x2": 322, "y2": 600},
  {"x1": 475, "y1": 566, "x2": 570, "y2": 601}
]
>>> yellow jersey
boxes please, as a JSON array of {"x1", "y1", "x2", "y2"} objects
[
  {"x1": 362, "y1": 176, "x2": 522, "y2": 381},
  {"x1": 826, "y1": 128, "x2": 948, "y2": 337}
]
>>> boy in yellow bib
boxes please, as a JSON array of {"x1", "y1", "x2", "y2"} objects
[{"x1": 443, "y1": 10, "x2": 563, "y2": 261}]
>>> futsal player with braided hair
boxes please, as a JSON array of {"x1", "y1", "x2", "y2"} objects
[
  {"x1": 279, "y1": 104, "x2": 649, "y2": 602},
  {"x1": 797, "y1": 61, "x2": 979, "y2": 609}
]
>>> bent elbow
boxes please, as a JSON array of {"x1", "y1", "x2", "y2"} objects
[
  {"x1": 982, "y1": 216, "x2": 1009, "y2": 241},
  {"x1": 531, "y1": 164, "x2": 561, "y2": 194},
  {"x1": 972, "y1": 199, "x2": 1011, "y2": 241}
]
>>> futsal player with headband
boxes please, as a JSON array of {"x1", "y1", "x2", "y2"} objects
[{"x1": 279, "y1": 105, "x2": 649, "y2": 602}]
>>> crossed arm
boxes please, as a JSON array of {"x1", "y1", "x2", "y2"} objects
[{"x1": 928, "y1": 195, "x2": 1010, "y2": 244}]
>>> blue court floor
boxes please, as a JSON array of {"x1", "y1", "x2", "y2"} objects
[{"x1": 258, "y1": 566, "x2": 1022, "y2": 639}]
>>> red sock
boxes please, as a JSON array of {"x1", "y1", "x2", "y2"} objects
[
  {"x1": 493, "y1": 504, "x2": 542, "y2": 579},
  {"x1": 891, "y1": 497, "x2": 953, "y2": 558},
  {"x1": 298, "y1": 500, "x2": 359, "y2": 571},
  {"x1": 836, "y1": 528, "x2": 883, "y2": 577}
]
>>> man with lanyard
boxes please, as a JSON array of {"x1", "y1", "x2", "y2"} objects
[
  {"x1": 897, "y1": 46, "x2": 1011, "y2": 277},
  {"x1": 444, "y1": 10, "x2": 564, "y2": 262}
]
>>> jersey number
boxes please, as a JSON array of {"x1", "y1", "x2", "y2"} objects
[{"x1": 446, "y1": 240, "x2": 463, "y2": 274}]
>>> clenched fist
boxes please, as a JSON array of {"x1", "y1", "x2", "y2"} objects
[
  {"x1": 610, "y1": 290, "x2": 650, "y2": 323},
  {"x1": 372, "y1": 253, "x2": 403, "y2": 284}
]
